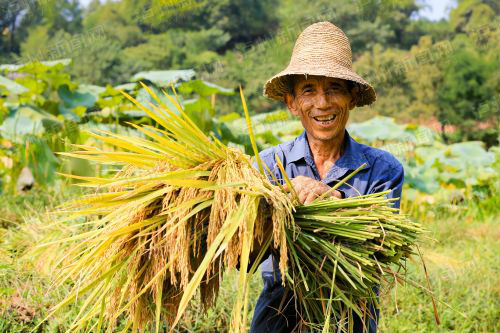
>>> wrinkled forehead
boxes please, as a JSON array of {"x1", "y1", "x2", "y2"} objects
[{"x1": 293, "y1": 75, "x2": 348, "y2": 90}]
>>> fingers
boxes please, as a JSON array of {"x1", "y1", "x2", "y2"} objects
[
  {"x1": 282, "y1": 176, "x2": 341, "y2": 204},
  {"x1": 291, "y1": 176, "x2": 311, "y2": 193},
  {"x1": 297, "y1": 183, "x2": 321, "y2": 204},
  {"x1": 332, "y1": 190, "x2": 342, "y2": 199},
  {"x1": 284, "y1": 176, "x2": 306, "y2": 193},
  {"x1": 298, "y1": 190, "x2": 309, "y2": 204},
  {"x1": 304, "y1": 191, "x2": 319, "y2": 204}
]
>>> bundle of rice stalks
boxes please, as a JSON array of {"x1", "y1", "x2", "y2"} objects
[
  {"x1": 286, "y1": 190, "x2": 423, "y2": 332},
  {"x1": 38, "y1": 83, "x2": 425, "y2": 333}
]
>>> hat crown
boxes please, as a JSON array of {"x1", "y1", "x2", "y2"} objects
[
  {"x1": 263, "y1": 21, "x2": 376, "y2": 107},
  {"x1": 290, "y1": 21, "x2": 352, "y2": 70}
]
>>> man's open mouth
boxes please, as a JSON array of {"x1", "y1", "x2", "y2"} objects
[{"x1": 312, "y1": 114, "x2": 336, "y2": 124}]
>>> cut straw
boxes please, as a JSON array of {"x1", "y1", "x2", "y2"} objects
[{"x1": 38, "y1": 84, "x2": 428, "y2": 333}]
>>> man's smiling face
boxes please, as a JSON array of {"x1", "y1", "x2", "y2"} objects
[{"x1": 284, "y1": 75, "x2": 357, "y2": 142}]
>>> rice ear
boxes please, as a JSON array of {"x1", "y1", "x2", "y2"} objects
[{"x1": 44, "y1": 83, "x2": 424, "y2": 333}]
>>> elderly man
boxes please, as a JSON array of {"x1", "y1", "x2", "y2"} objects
[{"x1": 250, "y1": 22, "x2": 404, "y2": 333}]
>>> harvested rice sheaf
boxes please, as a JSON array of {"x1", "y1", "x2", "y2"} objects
[{"x1": 40, "y1": 84, "x2": 425, "y2": 333}]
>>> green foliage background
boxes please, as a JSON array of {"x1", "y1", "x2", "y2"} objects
[
  {"x1": 1, "y1": 0, "x2": 498, "y2": 141},
  {"x1": 0, "y1": 0, "x2": 499, "y2": 332}
]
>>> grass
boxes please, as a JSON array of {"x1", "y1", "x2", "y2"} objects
[
  {"x1": 0, "y1": 188, "x2": 499, "y2": 332},
  {"x1": 378, "y1": 199, "x2": 500, "y2": 333}
]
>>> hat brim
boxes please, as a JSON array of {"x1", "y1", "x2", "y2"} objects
[{"x1": 263, "y1": 64, "x2": 376, "y2": 107}]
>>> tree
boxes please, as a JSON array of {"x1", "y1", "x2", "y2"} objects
[
  {"x1": 404, "y1": 36, "x2": 443, "y2": 123},
  {"x1": 40, "y1": 0, "x2": 83, "y2": 34},
  {"x1": 436, "y1": 37, "x2": 497, "y2": 145},
  {"x1": 205, "y1": 0, "x2": 280, "y2": 51},
  {"x1": 352, "y1": 43, "x2": 413, "y2": 122},
  {"x1": 82, "y1": 1, "x2": 144, "y2": 48},
  {"x1": 450, "y1": 0, "x2": 498, "y2": 33},
  {"x1": 0, "y1": 0, "x2": 44, "y2": 60},
  {"x1": 69, "y1": 38, "x2": 126, "y2": 86},
  {"x1": 1, "y1": 0, "x2": 84, "y2": 63},
  {"x1": 122, "y1": 28, "x2": 229, "y2": 75}
]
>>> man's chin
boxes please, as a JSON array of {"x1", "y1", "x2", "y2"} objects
[{"x1": 310, "y1": 130, "x2": 342, "y2": 142}]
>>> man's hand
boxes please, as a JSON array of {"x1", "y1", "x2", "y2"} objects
[{"x1": 283, "y1": 176, "x2": 342, "y2": 204}]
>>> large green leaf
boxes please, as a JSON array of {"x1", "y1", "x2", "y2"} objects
[
  {"x1": 226, "y1": 110, "x2": 298, "y2": 134},
  {"x1": 218, "y1": 112, "x2": 241, "y2": 123},
  {"x1": 415, "y1": 145, "x2": 450, "y2": 173},
  {"x1": 78, "y1": 84, "x2": 106, "y2": 100},
  {"x1": 0, "y1": 105, "x2": 59, "y2": 142},
  {"x1": 177, "y1": 80, "x2": 234, "y2": 97},
  {"x1": 347, "y1": 117, "x2": 410, "y2": 142},
  {"x1": 58, "y1": 85, "x2": 97, "y2": 121},
  {"x1": 403, "y1": 162, "x2": 440, "y2": 193},
  {"x1": 0, "y1": 75, "x2": 28, "y2": 95},
  {"x1": 114, "y1": 82, "x2": 137, "y2": 91},
  {"x1": 58, "y1": 85, "x2": 97, "y2": 109},
  {"x1": 413, "y1": 140, "x2": 496, "y2": 191},
  {"x1": 23, "y1": 134, "x2": 60, "y2": 186},
  {"x1": 131, "y1": 70, "x2": 195, "y2": 87},
  {"x1": 60, "y1": 156, "x2": 94, "y2": 178},
  {"x1": 448, "y1": 141, "x2": 494, "y2": 167},
  {"x1": 257, "y1": 130, "x2": 282, "y2": 146},
  {"x1": 0, "y1": 59, "x2": 72, "y2": 71},
  {"x1": 183, "y1": 98, "x2": 213, "y2": 133}
]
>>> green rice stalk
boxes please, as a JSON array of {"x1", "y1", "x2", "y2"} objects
[{"x1": 35, "y1": 83, "x2": 425, "y2": 333}]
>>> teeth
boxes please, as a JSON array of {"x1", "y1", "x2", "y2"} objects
[{"x1": 314, "y1": 115, "x2": 335, "y2": 121}]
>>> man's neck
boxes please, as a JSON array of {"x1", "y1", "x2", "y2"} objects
[{"x1": 306, "y1": 131, "x2": 345, "y2": 179}]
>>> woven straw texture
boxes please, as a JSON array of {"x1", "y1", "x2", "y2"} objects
[{"x1": 263, "y1": 21, "x2": 376, "y2": 107}]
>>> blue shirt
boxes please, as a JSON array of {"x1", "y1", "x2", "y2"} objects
[
  {"x1": 254, "y1": 129, "x2": 404, "y2": 274},
  {"x1": 250, "y1": 129, "x2": 404, "y2": 333}
]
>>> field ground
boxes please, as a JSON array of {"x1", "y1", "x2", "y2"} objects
[{"x1": 0, "y1": 188, "x2": 499, "y2": 333}]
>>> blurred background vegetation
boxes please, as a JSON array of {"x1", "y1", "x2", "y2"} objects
[
  {"x1": 0, "y1": 0, "x2": 498, "y2": 193},
  {"x1": 0, "y1": 0, "x2": 499, "y2": 332}
]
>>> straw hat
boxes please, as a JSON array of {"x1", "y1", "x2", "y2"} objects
[{"x1": 263, "y1": 21, "x2": 376, "y2": 107}]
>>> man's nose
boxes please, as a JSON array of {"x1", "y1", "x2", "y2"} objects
[{"x1": 314, "y1": 91, "x2": 331, "y2": 109}]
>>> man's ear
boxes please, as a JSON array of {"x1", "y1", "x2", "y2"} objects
[
  {"x1": 348, "y1": 85, "x2": 360, "y2": 110},
  {"x1": 284, "y1": 93, "x2": 299, "y2": 116}
]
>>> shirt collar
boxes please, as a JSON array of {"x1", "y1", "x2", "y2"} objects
[{"x1": 287, "y1": 130, "x2": 370, "y2": 171}]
